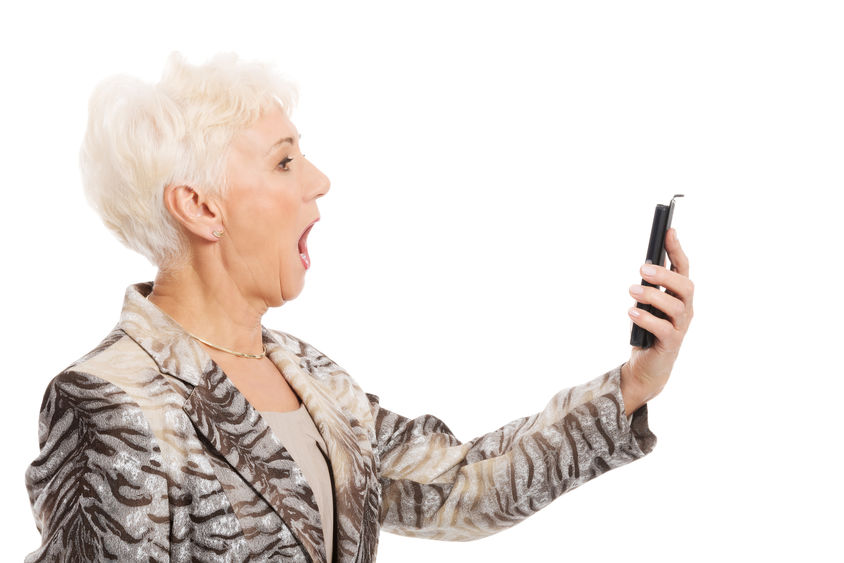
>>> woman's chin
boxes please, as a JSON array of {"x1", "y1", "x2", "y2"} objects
[{"x1": 277, "y1": 277, "x2": 305, "y2": 306}]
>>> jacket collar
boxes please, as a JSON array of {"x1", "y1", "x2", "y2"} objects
[
  {"x1": 117, "y1": 281, "x2": 368, "y2": 563},
  {"x1": 117, "y1": 281, "x2": 211, "y2": 387}
]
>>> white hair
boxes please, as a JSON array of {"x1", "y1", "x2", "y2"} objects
[{"x1": 79, "y1": 52, "x2": 298, "y2": 270}]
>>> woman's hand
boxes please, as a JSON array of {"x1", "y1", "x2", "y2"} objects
[{"x1": 621, "y1": 228, "x2": 694, "y2": 416}]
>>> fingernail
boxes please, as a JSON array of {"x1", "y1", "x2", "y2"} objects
[
  {"x1": 630, "y1": 285, "x2": 644, "y2": 295},
  {"x1": 642, "y1": 264, "x2": 656, "y2": 276},
  {"x1": 629, "y1": 308, "x2": 641, "y2": 317}
]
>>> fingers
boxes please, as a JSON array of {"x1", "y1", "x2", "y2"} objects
[
  {"x1": 632, "y1": 229, "x2": 695, "y2": 332},
  {"x1": 628, "y1": 306, "x2": 679, "y2": 351},
  {"x1": 629, "y1": 284, "x2": 688, "y2": 329},
  {"x1": 639, "y1": 233, "x2": 694, "y2": 307},
  {"x1": 665, "y1": 228, "x2": 689, "y2": 277}
]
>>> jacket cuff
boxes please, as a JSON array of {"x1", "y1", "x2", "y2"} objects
[{"x1": 612, "y1": 365, "x2": 657, "y2": 456}]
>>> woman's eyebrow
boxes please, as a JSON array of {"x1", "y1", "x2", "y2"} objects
[{"x1": 265, "y1": 133, "x2": 301, "y2": 156}]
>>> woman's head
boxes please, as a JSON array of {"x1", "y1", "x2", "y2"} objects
[{"x1": 80, "y1": 52, "x2": 306, "y2": 272}]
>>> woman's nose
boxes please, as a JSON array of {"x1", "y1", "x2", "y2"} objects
[{"x1": 306, "y1": 159, "x2": 331, "y2": 200}]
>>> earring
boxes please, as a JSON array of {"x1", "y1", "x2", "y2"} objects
[{"x1": 212, "y1": 229, "x2": 224, "y2": 238}]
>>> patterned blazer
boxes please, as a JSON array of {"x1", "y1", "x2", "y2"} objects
[{"x1": 25, "y1": 281, "x2": 656, "y2": 562}]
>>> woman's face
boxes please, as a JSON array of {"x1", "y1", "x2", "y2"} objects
[{"x1": 221, "y1": 104, "x2": 330, "y2": 306}]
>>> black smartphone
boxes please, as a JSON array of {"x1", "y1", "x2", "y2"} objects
[{"x1": 630, "y1": 194, "x2": 684, "y2": 348}]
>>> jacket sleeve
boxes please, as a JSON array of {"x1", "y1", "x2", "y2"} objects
[
  {"x1": 370, "y1": 364, "x2": 656, "y2": 541},
  {"x1": 24, "y1": 370, "x2": 170, "y2": 562}
]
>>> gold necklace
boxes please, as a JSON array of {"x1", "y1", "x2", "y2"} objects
[
  {"x1": 187, "y1": 332, "x2": 267, "y2": 359},
  {"x1": 144, "y1": 292, "x2": 266, "y2": 359}
]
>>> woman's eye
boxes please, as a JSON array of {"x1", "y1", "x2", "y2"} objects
[{"x1": 278, "y1": 156, "x2": 294, "y2": 171}]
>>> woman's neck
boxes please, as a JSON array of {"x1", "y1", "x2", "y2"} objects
[{"x1": 147, "y1": 263, "x2": 268, "y2": 358}]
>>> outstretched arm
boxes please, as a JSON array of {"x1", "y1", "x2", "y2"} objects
[
  {"x1": 370, "y1": 364, "x2": 655, "y2": 541},
  {"x1": 373, "y1": 228, "x2": 693, "y2": 541}
]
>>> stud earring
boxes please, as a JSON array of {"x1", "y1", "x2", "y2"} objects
[{"x1": 212, "y1": 230, "x2": 225, "y2": 238}]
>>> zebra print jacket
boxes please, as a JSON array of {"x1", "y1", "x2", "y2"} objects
[{"x1": 25, "y1": 281, "x2": 656, "y2": 562}]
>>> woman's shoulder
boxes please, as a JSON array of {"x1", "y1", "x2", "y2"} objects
[
  {"x1": 28, "y1": 327, "x2": 167, "y2": 487},
  {"x1": 26, "y1": 329, "x2": 170, "y2": 562},
  {"x1": 38, "y1": 326, "x2": 171, "y2": 430}
]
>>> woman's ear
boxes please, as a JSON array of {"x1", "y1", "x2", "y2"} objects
[{"x1": 162, "y1": 184, "x2": 224, "y2": 242}]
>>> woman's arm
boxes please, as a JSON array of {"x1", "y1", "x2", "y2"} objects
[
  {"x1": 371, "y1": 229, "x2": 692, "y2": 541},
  {"x1": 25, "y1": 370, "x2": 169, "y2": 562},
  {"x1": 369, "y1": 364, "x2": 655, "y2": 541}
]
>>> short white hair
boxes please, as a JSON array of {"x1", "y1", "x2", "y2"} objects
[{"x1": 80, "y1": 52, "x2": 298, "y2": 269}]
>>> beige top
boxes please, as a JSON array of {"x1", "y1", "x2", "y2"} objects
[{"x1": 260, "y1": 404, "x2": 334, "y2": 561}]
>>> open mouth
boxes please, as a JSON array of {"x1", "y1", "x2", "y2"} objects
[{"x1": 298, "y1": 219, "x2": 319, "y2": 269}]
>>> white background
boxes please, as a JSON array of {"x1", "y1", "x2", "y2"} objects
[{"x1": 2, "y1": 1, "x2": 842, "y2": 561}]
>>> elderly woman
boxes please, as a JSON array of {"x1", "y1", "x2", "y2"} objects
[{"x1": 25, "y1": 53, "x2": 694, "y2": 563}]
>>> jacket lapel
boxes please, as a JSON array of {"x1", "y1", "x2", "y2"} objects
[
  {"x1": 182, "y1": 360, "x2": 327, "y2": 563},
  {"x1": 264, "y1": 332, "x2": 376, "y2": 562}
]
